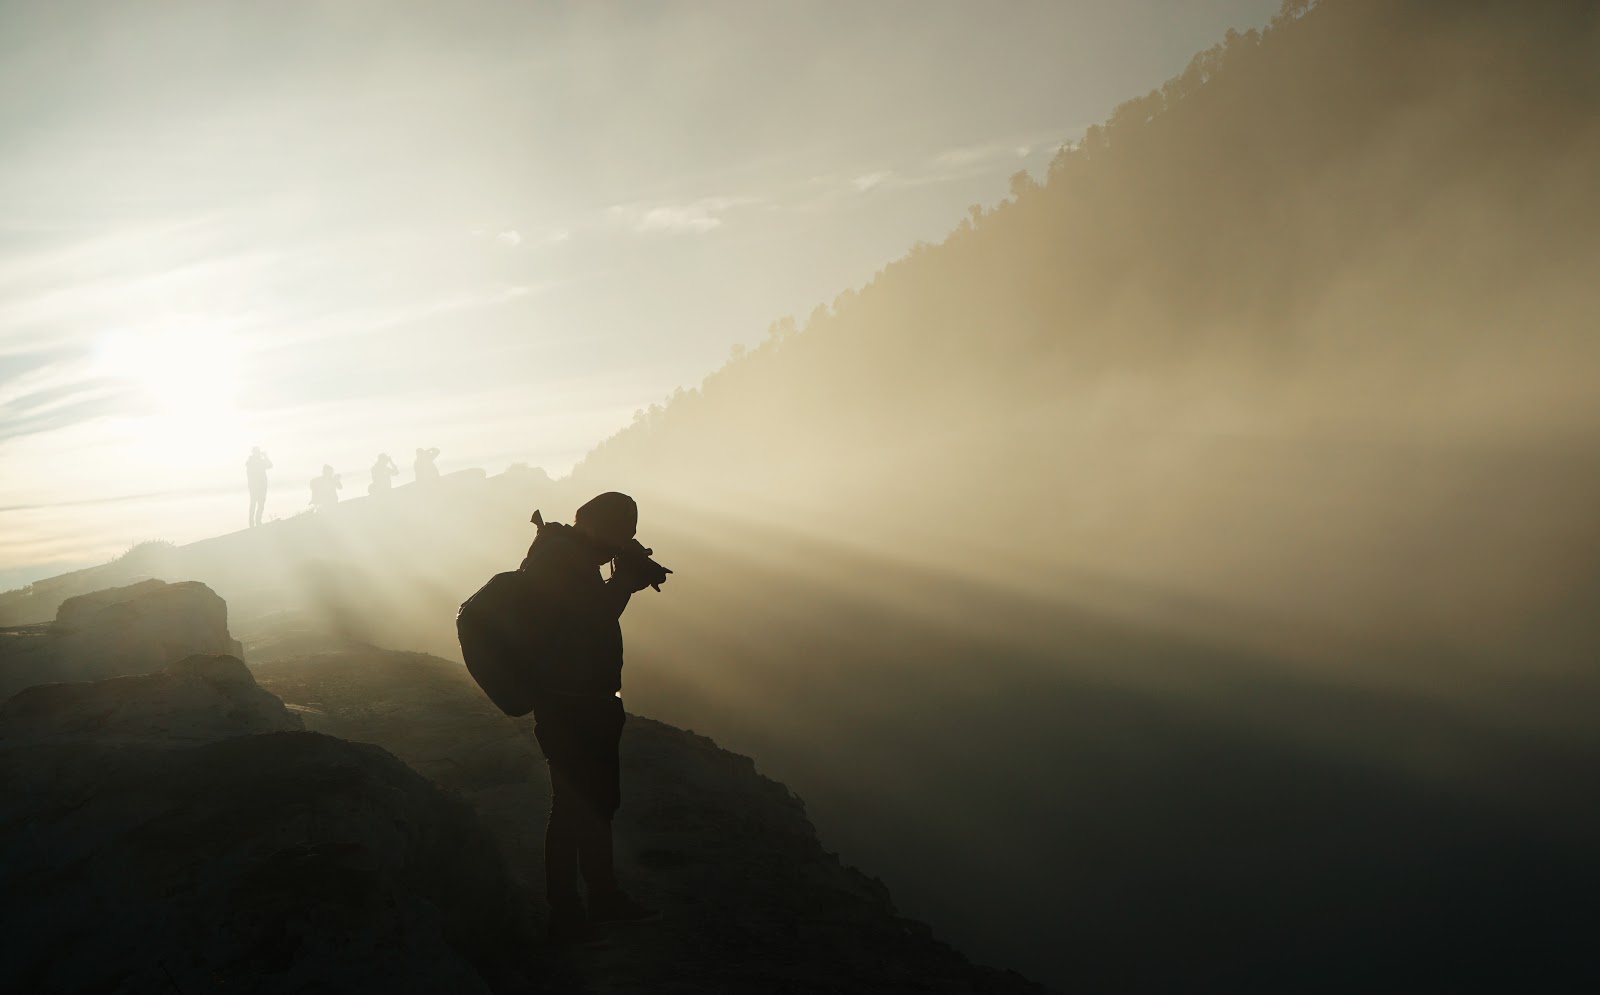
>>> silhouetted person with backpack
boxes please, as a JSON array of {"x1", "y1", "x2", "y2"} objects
[
  {"x1": 309, "y1": 465, "x2": 342, "y2": 511},
  {"x1": 245, "y1": 447, "x2": 272, "y2": 527},
  {"x1": 520, "y1": 491, "x2": 670, "y2": 943},
  {"x1": 368, "y1": 452, "x2": 399, "y2": 495},
  {"x1": 414, "y1": 447, "x2": 441, "y2": 485}
]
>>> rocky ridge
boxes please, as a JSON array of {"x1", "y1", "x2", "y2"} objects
[{"x1": 0, "y1": 579, "x2": 244, "y2": 699}]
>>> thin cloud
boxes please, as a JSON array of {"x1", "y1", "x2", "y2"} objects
[
  {"x1": 853, "y1": 171, "x2": 893, "y2": 193},
  {"x1": 0, "y1": 215, "x2": 225, "y2": 293},
  {"x1": 0, "y1": 390, "x2": 129, "y2": 447},
  {"x1": 933, "y1": 143, "x2": 1012, "y2": 168},
  {"x1": 0, "y1": 485, "x2": 206, "y2": 515},
  {"x1": 0, "y1": 359, "x2": 94, "y2": 409},
  {"x1": 6, "y1": 381, "x2": 122, "y2": 422},
  {"x1": 475, "y1": 226, "x2": 569, "y2": 248},
  {"x1": 609, "y1": 196, "x2": 758, "y2": 235},
  {"x1": 822, "y1": 127, "x2": 1087, "y2": 202},
  {"x1": 245, "y1": 283, "x2": 540, "y2": 351},
  {"x1": 640, "y1": 206, "x2": 723, "y2": 234},
  {"x1": 0, "y1": 354, "x2": 132, "y2": 444},
  {"x1": 0, "y1": 249, "x2": 283, "y2": 359}
]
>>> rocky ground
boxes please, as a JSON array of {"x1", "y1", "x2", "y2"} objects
[
  {"x1": 0, "y1": 655, "x2": 536, "y2": 994},
  {"x1": 254, "y1": 648, "x2": 1044, "y2": 994},
  {"x1": 0, "y1": 580, "x2": 1045, "y2": 993}
]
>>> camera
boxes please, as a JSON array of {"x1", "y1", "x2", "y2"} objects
[{"x1": 613, "y1": 539, "x2": 672, "y2": 592}]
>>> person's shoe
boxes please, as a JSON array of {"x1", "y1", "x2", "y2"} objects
[
  {"x1": 588, "y1": 891, "x2": 662, "y2": 925},
  {"x1": 547, "y1": 908, "x2": 607, "y2": 947}
]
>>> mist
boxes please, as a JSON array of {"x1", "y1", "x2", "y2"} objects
[{"x1": 3, "y1": 1, "x2": 1599, "y2": 991}]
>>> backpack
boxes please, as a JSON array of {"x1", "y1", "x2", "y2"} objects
[{"x1": 456, "y1": 570, "x2": 546, "y2": 716}]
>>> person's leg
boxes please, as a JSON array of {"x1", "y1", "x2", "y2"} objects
[
  {"x1": 536, "y1": 705, "x2": 590, "y2": 926},
  {"x1": 543, "y1": 763, "x2": 611, "y2": 944},
  {"x1": 539, "y1": 697, "x2": 653, "y2": 927},
  {"x1": 574, "y1": 798, "x2": 619, "y2": 897},
  {"x1": 543, "y1": 766, "x2": 584, "y2": 914},
  {"x1": 576, "y1": 698, "x2": 656, "y2": 922},
  {"x1": 575, "y1": 697, "x2": 624, "y2": 897}
]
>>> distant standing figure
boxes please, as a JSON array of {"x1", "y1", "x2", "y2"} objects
[
  {"x1": 415, "y1": 447, "x2": 441, "y2": 484},
  {"x1": 369, "y1": 453, "x2": 399, "y2": 495},
  {"x1": 309, "y1": 465, "x2": 342, "y2": 511},
  {"x1": 245, "y1": 447, "x2": 272, "y2": 527}
]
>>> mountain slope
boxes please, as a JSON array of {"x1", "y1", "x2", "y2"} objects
[{"x1": 573, "y1": 0, "x2": 1600, "y2": 509}]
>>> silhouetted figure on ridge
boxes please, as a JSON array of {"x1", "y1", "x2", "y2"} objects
[
  {"x1": 245, "y1": 447, "x2": 272, "y2": 528},
  {"x1": 520, "y1": 492, "x2": 671, "y2": 943},
  {"x1": 309, "y1": 465, "x2": 342, "y2": 512},
  {"x1": 414, "y1": 447, "x2": 440, "y2": 485},
  {"x1": 368, "y1": 453, "x2": 399, "y2": 495}
]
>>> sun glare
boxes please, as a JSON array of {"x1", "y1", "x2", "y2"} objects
[{"x1": 96, "y1": 322, "x2": 247, "y2": 469}]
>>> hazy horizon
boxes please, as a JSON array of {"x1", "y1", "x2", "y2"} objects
[{"x1": 0, "y1": 0, "x2": 1280, "y2": 588}]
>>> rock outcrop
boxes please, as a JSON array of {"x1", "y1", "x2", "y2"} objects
[
  {"x1": 0, "y1": 579, "x2": 244, "y2": 700},
  {"x1": 0, "y1": 654, "x2": 537, "y2": 993},
  {"x1": 0, "y1": 654, "x2": 301, "y2": 747}
]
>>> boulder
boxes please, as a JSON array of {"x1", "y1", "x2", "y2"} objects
[
  {"x1": 0, "y1": 579, "x2": 245, "y2": 700},
  {"x1": 0, "y1": 732, "x2": 536, "y2": 994},
  {"x1": 54, "y1": 578, "x2": 244, "y2": 665},
  {"x1": 0, "y1": 651, "x2": 538, "y2": 992},
  {"x1": 50, "y1": 577, "x2": 169, "y2": 628},
  {"x1": 0, "y1": 654, "x2": 302, "y2": 748}
]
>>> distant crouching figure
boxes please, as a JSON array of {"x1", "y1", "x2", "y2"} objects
[
  {"x1": 415, "y1": 447, "x2": 441, "y2": 485},
  {"x1": 309, "y1": 465, "x2": 342, "y2": 511},
  {"x1": 245, "y1": 447, "x2": 272, "y2": 527}
]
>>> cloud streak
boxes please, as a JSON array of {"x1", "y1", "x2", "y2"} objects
[
  {"x1": 242, "y1": 283, "x2": 542, "y2": 352},
  {"x1": 853, "y1": 171, "x2": 893, "y2": 192},
  {"x1": 608, "y1": 196, "x2": 760, "y2": 234},
  {"x1": 472, "y1": 225, "x2": 570, "y2": 249},
  {"x1": 839, "y1": 128, "x2": 1083, "y2": 199}
]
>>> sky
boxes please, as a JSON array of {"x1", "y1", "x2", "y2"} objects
[{"x1": 0, "y1": 0, "x2": 1280, "y2": 588}]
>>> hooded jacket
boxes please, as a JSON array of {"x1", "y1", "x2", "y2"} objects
[{"x1": 520, "y1": 521, "x2": 625, "y2": 696}]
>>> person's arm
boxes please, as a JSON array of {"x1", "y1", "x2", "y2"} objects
[
  {"x1": 602, "y1": 550, "x2": 668, "y2": 617},
  {"x1": 600, "y1": 577, "x2": 633, "y2": 619}
]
